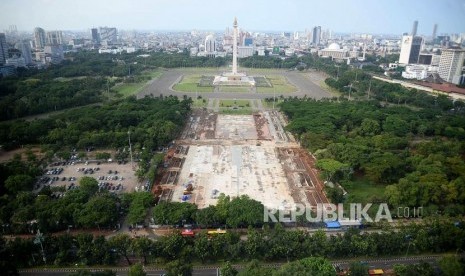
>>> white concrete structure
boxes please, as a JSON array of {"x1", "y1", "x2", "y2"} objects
[
  {"x1": 318, "y1": 43, "x2": 349, "y2": 60},
  {"x1": 46, "y1": 30, "x2": 63, "y2": 45},
  {"x1": 16, "y1": 41, "x2": 33, "y2": 65},
  {"x1": 6, "y1": 56, "x2": 26, "y2": 68},
  {"x1": 402, "y1": 64, "x2": 438, "y2": 80},
  {"x1": 238, "y1": 46, "x2": 254, "y2": 58},
  {"x1": 213, "y1": 17, "x2": 255, "y2": 86},
  {"x1": 438, "y1": 48, "x2": 465, "y2": 84},
  {"x1": 34, "y1": 27, "x2": 46, "y2": 49},
  {"x1": 399, "y1": 35, "x2": 423, "y2": 65},
  {"x1": 204, "y1": 34, "x2": 217, "y2": 53}
]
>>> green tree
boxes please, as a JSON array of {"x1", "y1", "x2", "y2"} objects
[
  {"x1": 220, "y1": 261, "x2": 238, "y2": 276},
  {"x1": 274, "y1": 257, "x2": 336, "y2": 276},
  {"x1": 439, "y1": 256, "x2": 464, "y2": 276},
  {"x1": 130, "y1": 236, "x2": 153, "y2": 265},
  {"x1": 79, "y1": 176, "x2": 99, "y2": 197},
  {"x1": 348, "y1": 262, "x2": 368, "y2": 276},
  {"x1": 4, "y1": 174, "x2": 34, "y2": 194},
  {"x1": 107, "y1": 233, "x2": 132, "y2": 265},
  {"x1": 165, "y1": 259, "x2": 192, "y2": 276},
  {"x1": 128, "y1": 263, "x2": 146, "y2": 276}
]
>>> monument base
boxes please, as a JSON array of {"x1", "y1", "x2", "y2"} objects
[{"x1": 213, "y1": 72, "x2": 255, "y2": 86}]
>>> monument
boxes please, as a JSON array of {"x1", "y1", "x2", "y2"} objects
[{"x1": 213, "y1": 17, "x2": 255, "y2": 86}]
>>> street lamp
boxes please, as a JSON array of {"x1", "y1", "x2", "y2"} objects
[{"x1": 128, "y1": 130, "x2": 134, "y2": 170}]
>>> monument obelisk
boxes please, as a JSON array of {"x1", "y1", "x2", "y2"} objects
[
  {"x1": 232, "y1": 17, "x2": 238, "y2": 75},
  {"x1": 212, "y1": 17, "x2": 255, "y2": 86}
]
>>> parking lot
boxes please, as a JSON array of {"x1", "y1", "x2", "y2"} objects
[{"x1": 36, "y1": 160, "x2": 141, "y2": 195}]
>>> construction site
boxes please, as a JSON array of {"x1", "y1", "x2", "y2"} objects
[{"x1": 153, "y1": 108, "x2": 329, "y2": 210}]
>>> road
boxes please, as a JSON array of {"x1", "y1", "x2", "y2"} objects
[
  {"x1": 137, "y1": 69, "x2": 331, "y2": 100},
  {"x1": 20, "y1": 255, "x2": 441, "y2": 276}
]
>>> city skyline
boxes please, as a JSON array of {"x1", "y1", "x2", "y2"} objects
[{"x1": 1, "y1": 0, "x2": 465, "y2": 35}]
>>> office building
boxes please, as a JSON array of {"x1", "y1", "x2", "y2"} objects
[
  {"x1": 204, "y1": 34, "x2": 216, "y2": 53},
  {"x1": 44, "y1": 45, "x2": 64, "y2": 64},
  {"x1": 312, "y1": 26, "x2": 321, "y2": 45},
  {"x1": 91, "y1": 28, "x2": 100, "y2": 43},
  {"x1": 34, "y1": 27, "x2": 46, "y2": 49},
  {"x1": 237, "y1": 46, "x2": 254, "y2": 58},
  {"x1": 399, "y1": 35, "x2": 423, "y2": 64},
  {"x1": 6, "y1": 56, "x2": 26, "y2": 68},
  {"x1": 46, "y1": 31, "x2": 63, "y2": 45},
  {"x1": 15, "y1": 41, "x2": 33, "y2": 65},
  {"x1": 99, "y1": 27, "x2": 118, "y2": 43},
  {"x1": 0, "y1": 33, "x2": 8, "y2": 65},
  {"x1": 438, "y1": 48, "x2": 465, "y2": 84},
  {"x1": 411, "y1": 20, "x2": 418, "y2": 36},
  {"x1": 432, "y1": 24, "x2": 438, "y2": 41}
]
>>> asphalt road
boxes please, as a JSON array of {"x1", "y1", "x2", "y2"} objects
[
  {"x1": 136, "y1": 69, "x2": 331, "y2": 100},
  {"x1": 19, "y1": 255, "x2": 441, "y2": 276}
]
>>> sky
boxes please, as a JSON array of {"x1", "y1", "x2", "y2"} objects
[{"x1": 1, "y1": 0, "x2": 464, "y2": 35}]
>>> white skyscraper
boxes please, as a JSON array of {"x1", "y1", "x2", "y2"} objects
[
  {"x1": 438, "y1": 48, "x2": 465, "y2": 84},
  {"x1": 399, "y1": 35, "x2": 423, "y2": 64},
  {"x1": 99, "y1": 27, "x2": 118, "y2": 44},
  {"x1": 34, "y1": 27, "x2": 46, "y2": 49},
  {"x1": 46, "y1": 31, "x2": 63, "y2": 45}
]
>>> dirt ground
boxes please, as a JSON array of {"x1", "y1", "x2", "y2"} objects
[{"x1": 159, "y1": 109, "x2": 329, "y2": 210}]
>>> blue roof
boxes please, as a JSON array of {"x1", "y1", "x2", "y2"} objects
[{"x1": 325, "y1": 221, "x2": 341, "y2": 228}]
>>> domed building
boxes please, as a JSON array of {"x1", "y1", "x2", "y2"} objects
[
  {"x1": 318, "y1": 42, "x2": 349, "y2": 61},
  {"x1": 204, "y1": 34, "x2": 217, "y2": 55}
]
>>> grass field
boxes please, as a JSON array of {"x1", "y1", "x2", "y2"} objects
[
  {"x1": 113, "y1": 69, "x2": 163, "y2": 97},
  {"x1": 256, "y1": 75, "x2": 297, "y2": 93},
  {"x1": 219, "y1": 99, "x2": 252, "y2": 114},
  {"x1": 192, "y1": 98, "x2": 208, "y2": 108},
  {"x1": 173, "y1": 74, "x2": 214, "y2": 92},
  {"x1": 262, "y1": 99, "x2": 284, "y2": 109},
  {"x1": 219, "y1": 107, "x2": 253, "y2": 115},
  {"x1": 342, "y1": 178, "x2": 386, "y2": 204},
  {"x1": 113, "y1": 82, "x2": 147, "y2": 97},
  {"x1": 219, "y1": 99, "x2": 250, "y2": 107}
]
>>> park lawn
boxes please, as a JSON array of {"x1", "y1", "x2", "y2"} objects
[
  {"x1": 219, "y1": 99, "x2": 250, "y2": 107},
  {"x1": 256, "y1": 75, "x2": 297, "y2": 93},
  {"x1": 173, "y1": 74, "x2": 214, "y2": 92},
  {"x1": 219, "y1": 107, "x2": 253, "y2": 115},
  {"x1": 192, "y1": 98, "x2": 208, "y2": 108},
  {"x1": 342, "y1": 178, "x2": 386, "y2": 204},
  {"x1": 262, "y1": 99, "x2": 284, "y2": 109},
  {"x1": 113, "y1": 82, "x2": 146, "y2": 97}
]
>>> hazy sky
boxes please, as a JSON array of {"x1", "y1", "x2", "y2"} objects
[{"x1": 1, "y1": 0, "x2": 464, "y2": 35}]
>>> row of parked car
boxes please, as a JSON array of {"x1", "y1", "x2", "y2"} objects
[{"x1": 98, "y1": 182, "x2": 124, "y2": 192}]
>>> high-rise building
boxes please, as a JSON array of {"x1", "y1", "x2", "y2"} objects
[
  {"x1": 15, "y1": 41, "x2": 33, "y2": 65},
  {"x1": 399, "y1": 35, "x2": 423, "y2": 64},
  {"x1": 204, "y1": 34, "x2": 216, "y2": 53},
  {"x1": 438, "y1": 48, "x2": 465, "y2": 84},
  {"x1": 0, "y1": 33, "x2": 8, "y2": 65},
  {"x1": 411, "y1": 20, "x2": 418, "y2": 36},
  {"x1": 91, "y1": 28, "x2": 100, "y2": 43},
  {"x1": 98, "y1": 27, "x2": 118, "y2": 43},
  {"x1": 46, "y1": 31, "x2": 63, "y2": 45},
  {"x1": 312, "y1": 26, "x2": 321, "y2": 45},
  {"x1": 34, "y1": 27, "x2": 46, "y2": 49},
  {"x1": 432, "y1": 24, "x2": 438, "y2": 41}
]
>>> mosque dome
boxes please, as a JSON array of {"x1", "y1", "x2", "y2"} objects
[{"x1": 327, "y1": 43, "x2": 341, "y2": 50}]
